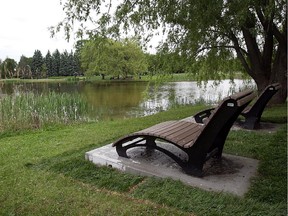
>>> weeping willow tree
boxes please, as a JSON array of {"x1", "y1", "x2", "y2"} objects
[
  {"x1": 80, "y1": 37, "x2": 147, "y2": 79},
  {"x1": 51, "y1": 0, "x2": 287, "y2": 103}
]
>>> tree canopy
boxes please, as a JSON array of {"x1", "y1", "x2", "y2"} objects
[
  {"x1": 52, "y1": 0, "x2": 287, "y2": 103},
  {"x1": 80, "y1": 37, "x2": 147, "y2": 79},
  {"x1": 18, "y1": 55, "x2": 33, "y2": 79},
  {"x1": 0, "y1": 58, "x2": 17, "y2": 79}
]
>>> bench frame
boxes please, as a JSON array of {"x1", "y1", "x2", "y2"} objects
[
  {"x1": 194, "y1": 83, "x2": 281, "y2": 129},
  {"x1": 240, "y1": 83, "x2": 281, "y2": 129},
  {"x1": 113, "y1": 90, "x2": 256, "y2": 177}
]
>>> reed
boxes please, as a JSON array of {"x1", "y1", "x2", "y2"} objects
[{"x1": 0, "y1": 92, "x2": 90, "y2": 132}]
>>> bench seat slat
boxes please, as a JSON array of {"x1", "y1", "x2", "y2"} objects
[
  {"x1": 160, "y1": 121, "x2": 193, "y2": 136},
  {"x1": 138, "y1": 121, "x2": 181, "y2": 134},
  {"x1": 134, "y1": 121, "x2": 203, "y2": 148},
  {"x1": 165, "y1": 123, "x2": 201, "y2": 141},
  {"x1": 174, "y1": 126, "x2": 202, "y2": 147},
  {"x1": 138, "y1": 121, "x2": 187, "y2": 136}
]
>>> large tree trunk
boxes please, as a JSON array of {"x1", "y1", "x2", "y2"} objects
[
  {"x1": 231, "y1": 5, "x2": 287, "y2": 104},
  {"x1": 252, "y1": 34, "x2": 287, "y2": 104},
  {"x1": 239, "y1": 20, "x2": 287, "y2": 104},
  {"x1": 247, "y1": 54, "x2": 286, "y2": 104},
  {"x1": 269, "y1": 43, "x2": 287, "y2": 104}
]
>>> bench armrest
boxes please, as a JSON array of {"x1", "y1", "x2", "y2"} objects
[{"x1": 194, "y1": 108, "x2": 215, "y2": 123}]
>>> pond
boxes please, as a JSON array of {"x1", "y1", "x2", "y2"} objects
[{"x1": 0, "y1": 79, "x2": 255, "y2": 120}]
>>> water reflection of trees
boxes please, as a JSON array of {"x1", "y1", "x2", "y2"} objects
[
  {"x1": 0, "y1": 80, "x2": 256, "y2": 119},
  {"x1": 82, "y1": 82, "x2": 148, "y2": 108}
]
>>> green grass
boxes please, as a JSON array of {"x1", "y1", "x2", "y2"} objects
[{"x1": 0, "y1": 103, "x2": 286, "y2": 215}]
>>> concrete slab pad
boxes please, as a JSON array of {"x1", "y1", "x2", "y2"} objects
[{"x1": 85, "y1": 141, "x2": 259, "y2": 197}]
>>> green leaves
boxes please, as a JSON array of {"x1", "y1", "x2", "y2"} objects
[
  {"x1": 80, "y1": 37, "x2": 147, "y2": 78},
  {"x1": 54, "y1": 0, "x2": 287, "y2": 103}
]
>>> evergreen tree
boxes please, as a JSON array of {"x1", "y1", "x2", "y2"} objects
[
  {"x1": 68, "y1": 51, "x2": 77, "y2": 76},
  {"x1": 45, "y1": 51, "x2": 53, "y2": 77},
  {"x1": 59, "y1": 50, "x2": 69, "y2": 76},
  {"x1": 31, "y1": 50, "x2": 43, "y2": 78},
  {"x1": 52, "y1": 49, "x2": 61, "y2": 76}
]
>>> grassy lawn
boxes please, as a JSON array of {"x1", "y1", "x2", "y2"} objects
[{"x1": 0, "y1": 104, "x2": 286, "y2": 215}]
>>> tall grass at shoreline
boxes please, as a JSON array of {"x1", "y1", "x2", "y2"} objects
[{"x1": 0, "y1": 92, "x2": 90, "y2": 132}]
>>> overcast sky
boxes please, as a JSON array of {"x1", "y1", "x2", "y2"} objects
[{"x1": 0, "y1": 0, "x2": 74, "y2": 62}]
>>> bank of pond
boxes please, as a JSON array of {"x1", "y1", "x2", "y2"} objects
[{"x1": 0, "y1": 79, "x2": 256, "y2": 133}]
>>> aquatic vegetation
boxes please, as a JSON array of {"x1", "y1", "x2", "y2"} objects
[{"x1": 0, "y1": 92, "x2": 90, "y2": 132}]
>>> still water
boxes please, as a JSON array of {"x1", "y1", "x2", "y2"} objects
[{"x1": 0, "y1": 79, "x2": 255, "y2": 119}]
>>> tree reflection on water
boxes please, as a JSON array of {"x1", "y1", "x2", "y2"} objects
[{"x1": 0, "y1": 79, "x2": 255, "y2": 120}]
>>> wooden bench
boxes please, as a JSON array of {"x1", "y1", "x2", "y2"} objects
[
  {"x1": 240, "y1": 83, "x2": 281, "y2": 129},
  {"x1": 194, "y1": 83, "x2": 281, "y2": 129},
  {"x1": 113, "y1": 89, "x2": 256, "y2": 177}
]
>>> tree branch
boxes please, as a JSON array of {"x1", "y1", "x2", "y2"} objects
[
  {"x1": 255, "y1": 4, "x2": 286, "y2": 45},
  {"x1": 195, "y1": 45, "x2": 246, "y2": 56},
  {"x1": 107, "y1": 0, "x2": 112, "y2": 14},
  {"x1": 241, "y1": 24, "x2": 263, "y2": 75},
  {"x1": 255, "y1": 5, "x2": 274, "y2": 77},
  {"x1": 229, "y1": 30, "x2": 253, "y2": 77},
  {"x1": 272, "y1": 22, "x2": 287, "y2": 45}
]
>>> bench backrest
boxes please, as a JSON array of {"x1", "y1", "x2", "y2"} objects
[
  {"x1": 244, "y1": 83, "x2": 281, "y2": 118},
  {"x1": 195, "y1": 89, "x2": 256, "y2": 152},
  {"x1": 204, "y1": 89, "x2": 256, "y2": 126}
]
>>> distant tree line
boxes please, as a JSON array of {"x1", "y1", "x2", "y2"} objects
[
  {"x1": 0, "y1": 49, "x2": 81, "y2": 79},
  {"x1": 0, "y1": 39, "x2": 241, "y2": 81},
  {"x1": 79, "y1": 37, "x2": 239, "y2": 80}
]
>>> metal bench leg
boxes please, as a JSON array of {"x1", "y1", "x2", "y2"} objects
[
  {"x1": 243, "y1": 117, "x2": 259, "y2": 129},
  {"x1": 183, "y1": 150, "x2": 206, "y2": 177},
  {"x1": 183, "y1": 161, "x2": 204, "y2": 177},
  {"x1": 145, "y1": 137, "x2": 156, "y2": 155}
]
